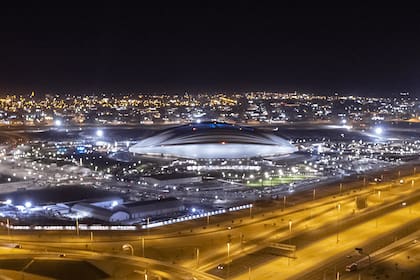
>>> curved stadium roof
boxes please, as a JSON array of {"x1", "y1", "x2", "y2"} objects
[{"x1": 129, "y1": 122, "x2": 296, "y2": 159}]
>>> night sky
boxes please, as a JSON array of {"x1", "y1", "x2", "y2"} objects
[{"x1": 1, "y1": 3, "x2": 420, "y2": 96}]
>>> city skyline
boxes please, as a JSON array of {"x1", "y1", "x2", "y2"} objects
[{"x1": 1, "y1": 3, "x2": 420, "y2": 95}]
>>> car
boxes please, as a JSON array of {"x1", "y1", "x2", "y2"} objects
[
  {"x1": 14, "y1": 244, "x2": 22, "y2": 249},
  {"x1": 217, "y1": 264, "x2": 225, "y2": 270},
  {"x1": 59, "y1": 253, "x2": 66, "y2": 257},
  {"x1": 345, "y1": 263, "x2": 358, "y2": 272}
]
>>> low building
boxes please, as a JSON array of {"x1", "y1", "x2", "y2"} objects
[
  {"x1": 124, "y1": 197, "x2": 185, "y2": 219},
  {"x1": 142, "y1": 174, "x2": 202, "y2": 186},
  {"x1": 71, "y1": 197, "x2": 184, "y2": 222},
  {"x1": 72, "y1": 203, "x2": 130, "y2": 222}
]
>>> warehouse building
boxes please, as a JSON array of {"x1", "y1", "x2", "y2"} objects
[{"x1": 71, "y1": 197, "x2": 184, "y2": 222}]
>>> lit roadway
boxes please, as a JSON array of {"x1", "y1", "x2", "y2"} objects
[
  {"x1": 1, "y1": 165, "x2": 420, "y2": 279},
  {"x1": 338, "y1": 229, "x2": 420, "y2": 280},
  {"x1": 0, "y1": 247, "x2": 222, "y2": 280},
  {"x1": 237, "y1": 191, "x2": 420, "y2": 280}
]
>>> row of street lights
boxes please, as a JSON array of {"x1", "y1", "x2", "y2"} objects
[{"x1": 116, "y1": 167, "x2": 416, "y2": 279}]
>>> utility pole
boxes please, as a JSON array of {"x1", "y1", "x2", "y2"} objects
[
  {"x1": 196, "y1": 248, "x2": 200, "y2": 267},
  {"x1": 288, "y1": 219, "x2": 292, "y2": 244},
  {"x1": 75, "y1": 217, "x2": 79, "y2": 237},
  {"x1": 288, "y1": 219, "x2": 292, "y2": 266},
  {"x1": 140, "y1": 237, "x2": 145, "y2": 257},
  {"x1": 6, "y1": 218, "x2": 10, "y2": 239},
  {"x1": 227, "y1": 241, "x2": 231, "y2": 279},
  {"x1": 336, "y1": 203, "x2": 341, "y2": 243}
]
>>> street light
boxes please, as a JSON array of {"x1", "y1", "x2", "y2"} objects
[
  {"x1": 96, "y1": 129, "x2": 104, "y2": 138},
  {"x1": 288, "y1": 219, "x2": 293, "y2": 246},
  {"x1": 226, "y1": 241, "x2": 231, "y2": 278},
  {"x1": 227, "y1": 242, "x2": 230, "y2": 261},
  {"x1": 196, "y1": 247, "x2": 200, "y2": 267},
  {"x1": 6, "y1": 218, "x2": 10, "y2": 238},
  {"x1": 336, "y1": 203, "x2": 341, "y2": 243},
  {"x1": 249, "y1": 204, "x2": 253, "y2": 218},
  {"x1": 122, "y1": 244, "x2": 134, "y2": 256},
  {"x1": 140, "y1": 236, "x2": 145, "y2": 257},
  {"x1": 374, "y1": 127, "x2": 383, "y2": 135},
  {"x1": 75, "y1": 216, "x2": 79, "y2": 237},
  {"x1": 288, "y1": 219, "x2": 293, "y2": 266},
  {"x1": 283, "y1": 195, "x2": 287, "y2": 210},
  {"x1": 134, "y1": 269, "x2": 148, "y2": 279},
  {"x1": 146, "y1": 217, "x2": 150, "y2": 235}
]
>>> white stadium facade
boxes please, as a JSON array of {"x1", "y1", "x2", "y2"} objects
[{"x1": 129, "y1": 122, "x2": 296, "y2": 159}]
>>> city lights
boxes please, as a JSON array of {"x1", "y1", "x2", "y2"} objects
[
  {"x1": 0, "y1": 4, "x2": 419, "y2": 279},
  {"x1": 54, "y1": 119, "x2": 62, "y2": 126},
  {"x1": 96, "y1": 129, "x2": 104, "y2": 137},
  {"x1": 374, "y1": 127, "x2": 383, "y2": 135}
]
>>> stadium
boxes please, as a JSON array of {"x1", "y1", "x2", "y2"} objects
[{"x1": 129, "y1": 122, "x2": 297, "y2": 159}]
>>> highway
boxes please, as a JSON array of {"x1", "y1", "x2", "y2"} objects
[
  {"x1": 1, "y1": 165, "x2": 420, "y2": 279},
  {"x1": 339, "y1": 229, "x2": 420, "y2": 279},
  {"x1": 0, "y1": 249, "x2": 223, "y2": 280},
  {"x1": 228, "y1": 181, "x2": 420, "y2": 279}
]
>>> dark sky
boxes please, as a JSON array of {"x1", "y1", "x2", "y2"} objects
[{"x1": 1, "y1": 3, "x2": 420, "y2": 96}]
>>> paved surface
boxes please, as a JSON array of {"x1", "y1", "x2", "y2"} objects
[{"x1": 0, "y1": 250, "x2": 223, "y2": 280}]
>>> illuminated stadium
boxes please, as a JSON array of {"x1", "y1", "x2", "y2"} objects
[{"x1": 129, "y1": 122, "x2": 296, "y2": 159}]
